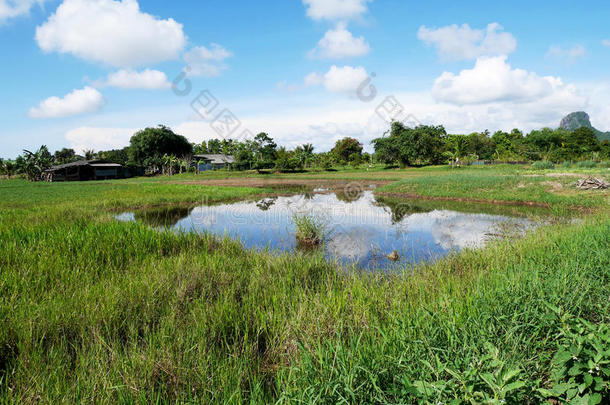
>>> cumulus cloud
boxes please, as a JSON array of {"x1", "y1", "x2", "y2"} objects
[
  {"x1": 29, "y1": 86, "x2": 105, "y2": 118},
  {"x1": 98, "y1": 69, "x2": 171, "y2": 89},
  {"x1": 302, "y1": 0, "x2": 371, "y2": 21},
  {"x1": 431, "y1": 56, "x2": 580, "y2": 105},
  {"x1": 65, "y1": 126, "x2": 136, "y2": 152},
  {"x1": 305, "y1": 65, "x2": 369, "y2": 94},
  {"x1": 418, "y1": 23, "x2": 516, "y2": 61},
  {"x1": 546, "y1": 44, "x2": 586, "y2": 62},
  {"x1": 35, "y1": 0, "x2": 186, "y2": 67},
  {"x1": 183, "y1": 44, "x2": 232, "y2": 77},
  {"x1": 309, "y1": 23, "x2": 370, "y2": 59},
  {"x1": 0, "y1": 0, "x2": 46, "y2": 22}
]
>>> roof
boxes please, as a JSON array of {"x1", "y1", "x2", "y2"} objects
[
  {"x1": 90, "y1": 163, "x2": 122, "y2": 168},
  {"x1": 193, "y1": 154, "x2": 236, "y2": 164},
  {"x1": 46, "y1": 160, "x2": 122, "y2": 171}
]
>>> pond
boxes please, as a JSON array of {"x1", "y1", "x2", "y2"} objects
[{"x1": 117, "y1": 190, "x2": 539, "y2": 270}]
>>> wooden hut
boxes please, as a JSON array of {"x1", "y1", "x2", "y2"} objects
[{"x1": 44, "y1": 160, "x2": 123, "y2": 182}]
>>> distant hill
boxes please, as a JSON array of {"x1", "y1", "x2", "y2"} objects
[{"x1": 559, "y1": 112, "x2": 610, "y2": 141}]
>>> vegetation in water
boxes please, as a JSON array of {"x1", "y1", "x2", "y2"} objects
[{"x1": 293, "y1": 213, "x2": 325, "y2": 246}]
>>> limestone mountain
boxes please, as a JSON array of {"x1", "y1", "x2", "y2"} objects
[{"x1": 559, "y1": 112, "x2": 610, "y2": 141}]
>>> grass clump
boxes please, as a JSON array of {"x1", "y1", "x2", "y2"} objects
[
  {"x1": 576, "y1": 160, "x2": 598, "y2": 168},
  {"x1": 293, "y1": 213, "x2": 325, "y2": 246},
  {"x1": 532, "y1": 160, "x2": 555, "y2": 170}
]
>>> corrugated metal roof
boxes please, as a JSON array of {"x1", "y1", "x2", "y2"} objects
[
  {"x1": 193, "y1": 154, "x2": 236, "y2": 164},
  {"x1": 46, "y1": 160, "x2": 122, "y2": 171},
  {"x1": 90, "y1": 163, "x2": 122, "y2": 168}
]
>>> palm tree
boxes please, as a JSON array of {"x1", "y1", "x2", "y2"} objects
[
  {"x1": 444, "y1": 135, "x2": 467, "y2": 168},
  {"x1": 83, "y1": 149, "x2": 96, "y2": 160},
  {"x1": 301, "y1": 143, "x2": 314, "y2": 168}
]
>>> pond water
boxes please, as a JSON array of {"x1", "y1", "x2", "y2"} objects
[{"x1": 117, "y1": 191, "x2": 538, "y2": 270}]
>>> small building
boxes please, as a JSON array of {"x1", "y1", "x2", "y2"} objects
[
  {"x1": 194, "y1": 154, "x2": 236, "y2": 171},
  {"x1": 44, "y1": 160, "x2": 124, "y2": 182}
]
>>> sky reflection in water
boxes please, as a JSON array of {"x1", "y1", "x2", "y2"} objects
[{"x1": 117, "y1": 191, "x2": 536, "y2": 270}]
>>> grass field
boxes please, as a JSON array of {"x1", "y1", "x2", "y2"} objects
[{"x1": 1, "y1": 165, "x2": 608, "y2": 403}]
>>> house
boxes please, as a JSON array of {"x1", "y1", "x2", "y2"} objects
[
  {"x1": 44, "y1": 160, "x2": 124, "y2": 182},
  {"x1": 193, "y1": 154, "x2": 236, "y2": 171}
]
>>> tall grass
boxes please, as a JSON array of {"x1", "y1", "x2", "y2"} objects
[
  {"x1": 293, "y1": 214, "x2": 325, "y2": 246},
  {"x1": 0, "y1": 168, "x2": 608, "y2": 403}
]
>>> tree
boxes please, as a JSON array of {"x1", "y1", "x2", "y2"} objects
[
  {"x1": 83, "y1": 149, "x2": 96, "y2": 160},
  {"x1": 54, "y1": 148, "x2": 76, "y2": 164},
  {"x1": 0, "y1": 159, "x2": 17, "y2": 179},
  {"x1": 194, "y1": 141, "x2": 208, "y2": 155},
  {"x1": 444, "y1": 134, "x2": 468, "y2": 167},
  {"x1": 207, "y1": 139, "x2": 222, "y2": 154},
  {"x1": 253, "y1": 133, "x2": 277, "y2": 171},
  {"x1": 492, "y1": 129, "x2": 526, "y2": 160},
  {"x1": 128, "y1": 126, "x2": 192, "y2": 167},
  {"x1": 19, "y1": 146, "x2": 53, "y2": 181},
  {"x1": 465, "y1": 131, "x2": 495, "y2": 160},
  {"x1": 564, "y1": 127, "x2": 600, "y2": 158},
  {"x1": 331, "y1": 137, "x2": 363, "y2": 163},
  {"x1": 274, "y1": 147, "x2": 301, "y2": 172},
  {"x1": 373, "y1": 123, "x2": 446, "y2": 167},
  {"x1": 97, "y1": 148, "x2": 130, "y2": 165}
]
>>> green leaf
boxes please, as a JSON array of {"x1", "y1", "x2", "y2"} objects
[
  {"x1": 569, "y1": 364, "x2": 583, "y2": 376},
  {"x1": 554, "y1": 350, "x2": 573, "y2": 365},
  {"x1": 552, "y1": 383, "x2": 571, "y2": 396},
  {"x1": 504, "y1": 380, "x2": 526, "y2": 392},
  {"x1": 589, "y1": 393, "x2": 602, "y2": 405},
  {"x1": 502, "y1": 367, "x2": 521, "y2": 383},
  {"x1": 583, "y1": 373, "x2": 593, "y2": 387}
]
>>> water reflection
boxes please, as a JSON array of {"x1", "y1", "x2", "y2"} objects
[{"x1": 117, "y1": 191, "x2": 538, "y2": 270}]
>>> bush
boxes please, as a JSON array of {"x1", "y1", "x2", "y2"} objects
[
  {"x1": 576, "y1": 160, "x2": 597, "y2": 168},
  {"x1": 532, "y1": 160, "x2": 555, "y2": 170},
  {"x1": 561, "y1": 161, "x2": 572, "y2": 169}
]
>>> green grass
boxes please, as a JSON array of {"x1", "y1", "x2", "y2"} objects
[
  {"x1": 0, "y1": 166, "x2": 609, "y2": 403},
  {"x1": 293, "y1": 214, "x2": 325, "y2": 246}
]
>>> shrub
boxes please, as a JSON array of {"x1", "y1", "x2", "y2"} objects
[
  {"x1": 561, "y1": 161, "x2": 572, "y2": 169},
  {"x1": 532, "y1": 160, "x2": 555, "y2": 170}
]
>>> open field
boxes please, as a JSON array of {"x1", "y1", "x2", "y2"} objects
[{"x1": 1, "y1": 165, "x2": 609, "y2": 403}]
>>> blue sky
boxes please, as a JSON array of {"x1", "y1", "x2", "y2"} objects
[{"x1": 1, "y1": 0, "x2": 609, "y2": 158}]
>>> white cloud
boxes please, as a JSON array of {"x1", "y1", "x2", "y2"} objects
[
  {"x1": 309, "y1": 23, "x2": 370, "y2": 59},
  {"x1": 305, "y1": 65, "x2": 369, "y2": 94},
  {"x1": 546, "y1": 44, "x2": 586, "y2": 62},
  {"x1": 99, "y1": 69, "x2": 171, "y2": 89},
  {"x1": 302, "y1": 0, "x2": 371, "y2": 21},
  {"x1": 0, "y1": 0, "x2": 46, "y2": 22},
  {"x1": 183, "y1": 44, "x2": 232, "y2": 77},
  {"x1": 431, "y1": 56, "x2": 580, "y2": 105},
  {"x1": 35, "y1": 0, "x2": 186, "y2": 67},
  {"x1": 65, "y1": 126, "x2": 136, "y2": 152},
  {"x1": 418, "y1": 22, "x2": 516, "y2": 61},
  {"x1": 603, "y1": 40, "x2": 610, "y2": 47},
  {"x1": 29, "y1": 86, "x2": 105, "y2": 119}
]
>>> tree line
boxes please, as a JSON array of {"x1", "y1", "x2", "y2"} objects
[{"x1": 2, "y1": 122, "x2": 608, "y2": 180}]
